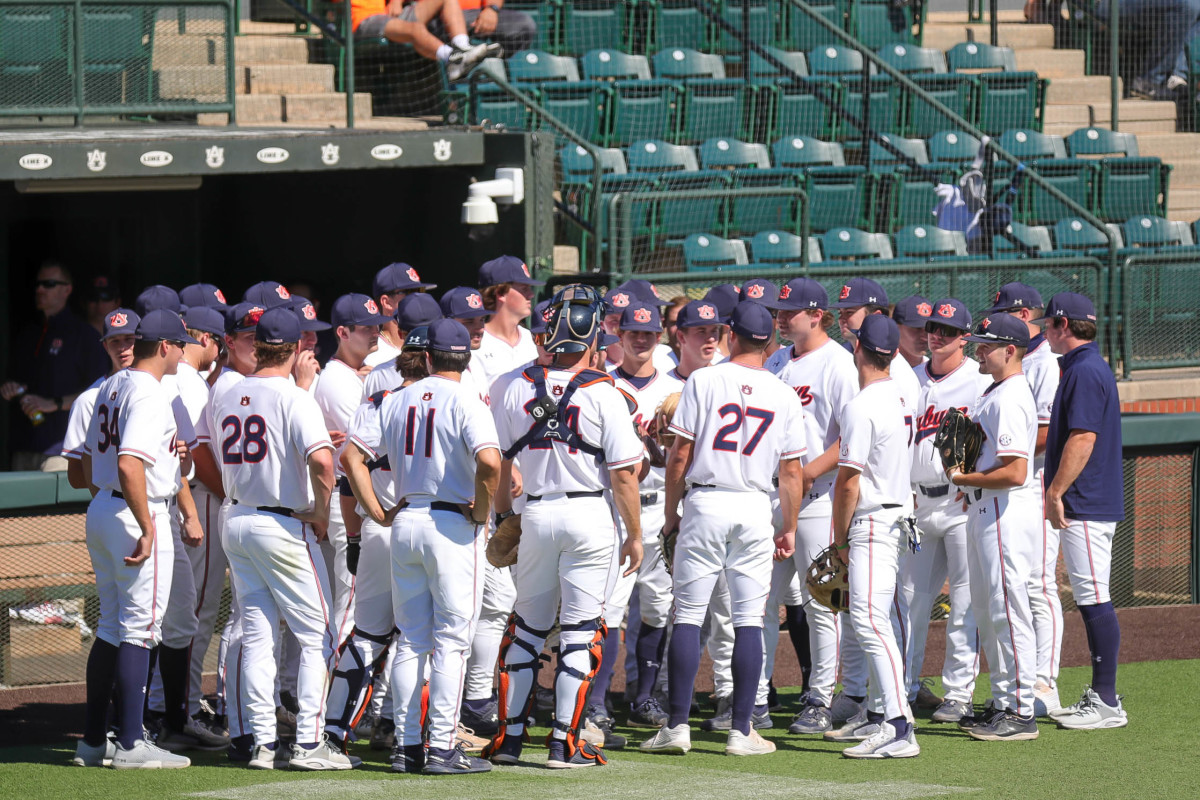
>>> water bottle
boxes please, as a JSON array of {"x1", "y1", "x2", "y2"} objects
[{"x1": 13, "y1": 386, "x2": 45, "y2": 426}]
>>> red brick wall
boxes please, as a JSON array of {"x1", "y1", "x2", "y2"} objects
[{"x1": 1121, "y1": 398, "x2": 1199, "y2": 413}]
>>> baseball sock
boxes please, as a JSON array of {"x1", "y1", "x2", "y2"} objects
[
  {"x1": 635, "y1": 625, "x2": 667, "y2": 705},
  {"x1": 115, "y1": 643, "x2": 152, "y2": 749},
  {"x1": 783, "y1": 605, "x2": 811, "y2": 691},
  {"x1": 436, "y1": 44, "x2": 452, "y2": 63},
  {"x1": 589, "y1": 626, "x2": 622, "y2": 711},
  {"x1": 452, "y1": 34, "x2": 471, "y2": 50},
  {"x1": 666, "y1": 623, "x2": 702, "y2": 728},
  {"x1": 158, "y1": 645, "x2": 191, "y2": 730},
  {"x1": 888, "y1": 716, "x2": 911, "y2": 739},
  {"x1": 1077, "y1": 602, "x2": 1120, "y2": 706},
  {"x1": 84, "y1": 638, "x2": 119, "y2": 747},
  {"x1": 730, "y1": 626, "x2": 763, "y2": 737}
]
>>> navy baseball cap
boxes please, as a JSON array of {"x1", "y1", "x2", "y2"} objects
[
  {"x1": 605, "y1": 279, "x2": 660, "y2": 312},
  {"x1": 965, "y1": 313, "x2": 1031, "y2": 347},
  {"x1": 440, "y1": 287, "x2": 491, "y2": 320},
  {"x1": 478, "y1": 255, "x2": 545, "y2": 287},
  {"x1": 182, "y1": 306, "x2": 225, "y2": 337},
  {"x1": 135, "y1": 285, "x2": 182, "y2": 315},
  {"x1": 892, "y1": 295, "x2": 933, "y2": 328},
  {"x1": 88, "y1": 275, "x2": 119, "y2": 302},
  {"x1": 396, "y1": 292, "x2": 444, "y2": 330},
  {"x1": 228, "y1": 301, "x2": 267, "y2": 334},
  {"x1": 855, "y1": 314, "x2": 899, "y2": 355},
  {"x1": 830, "y1": 278, "x2": 889, "y2": 309},
  {"x1": 598, "y1": 333, "x2": 620, "y2": 351},
  {"x1": 730, "y1": 301, "x2": 774, "y2": 342},
  {"x1": 741, "y1": 279, "x2": 780, "y2": 308},
  {"x1": 702, "y1": 284, "x2": 740, "y2": 321},
  {"x1": 180, "y1": 283, "x2": 228, "y2": 310},
  {"x1": 676, "y1": 299, "x2": 725, "y2": 329},
  {"x1": 332, "y1": 293, "x2": 389, "y2": 328},
  {"x1": 925, "y1": 298, "x2": 972, "y2": 332},
  {"x1": 255, "y1": 307, "x2": 302, "y2": 345},
  {"x1": 428, "y1": 318, "x2": 471, "y2": 353},
  {"x1": 983, "y1": 281, "x2": 1044, "y2": 314},
  {"x1": 288, "y1": 296, "x2": 331, "y2": 332},
  {"x1": 374, "y1": 262, "x2": 436, "y2": 297},
  {"x1": 102, "y1": 308, "x2": 140, "y2": 340},
  {"x1": 403, "y1": 325, "x2": 430, "y2": 351},
  {"x1": 1037, "y1": 291, "x2": 1097, "y2": 322},
  {"x1": 622, "y1": 279, "x2": 661, "y2": 305},
  {"x1": 777, "y1": 278, "x2": 828, "y2": 311},
  {"x1": 619, "y1": 302, "x2": 663, "y2": 332},
  {"x1": 135, "y1": 309, "x2": 199, "y2": 345},
  {"x1": 530, "y1": 300, "x2": 553, "y2": 335},
  {"x1": 243, "y1": 280, "x2": 292, "y2": 309}
]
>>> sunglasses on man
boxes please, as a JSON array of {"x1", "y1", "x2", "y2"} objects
[{"x1": 36, "y1": 279, "x2": 70, "y2": 289}]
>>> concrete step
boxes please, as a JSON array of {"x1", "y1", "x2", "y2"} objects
[
  {"x1": 927, "y1": 9, "x2": 1028, "y2": 23},
  {"x1": 156, "y1": 65, "x2": 247, "y2": 99},
  {"x1": 1167, "y1": 188, "x2": 1200, "y2": 210},
  {"x1": 237, "y1": 93, "x2": 285, "y2": 123},
  {"x1": 1111, "y1": 120, "x2": 1179, "y2": 134},
  {"x1": 1166, "y1": 158, "x2": 1200, "y2": 186},
  {"x1": 236, "y1": 36, "x2": 311, "y2": 66},
  {"x1": 1092, "y1": 101, "x2": 1177, "y2": 124},
  {"x1": 245, "y1": 64, "x2": 336, "y2": 95},
  {"x1": 1045, "y1": 76, "x2": 1122, "y2": 106},
  {"x1": 1135, "y1": 133, "x2": 1200, "y2": 160},
  {"x1": 284, "y1": 92, "x2": 373, "y2": 123},
  {"x1": 239, "y1": 21, "x2": 303, "y2": 35},
  {"x1": 151, "y1": 35, "x2": 227, "y2": 68},
  {"x1": 922, "y1": 22, "x2": 1055, "y2": 51},
  {"x1": 1014, "y1": 48, "x2": 1084, "y2": 78},
  {"x1": 1044, "y1": 104, "x2": 1091, "y2": 126}
]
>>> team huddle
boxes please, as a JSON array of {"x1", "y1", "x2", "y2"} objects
[{"x1": 67, "y1": 256, "x2": 1127, "y2": 772}]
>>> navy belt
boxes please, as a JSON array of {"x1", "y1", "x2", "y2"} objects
[
  {"x1": 640, "y1": 492, "x2": 660, "y2": 506},
  {"x1": 919, "y1": 485, "x2": 950, "y2": 498},
  {"x1": 527, "y1": 490, "x2": 604, "y2": 502},
  {"x1": 690, "y1": 483, "x2": 717, "y2": 490},
  {"x1": 111, "y1": 489, "x2": 124, "y2": 500},
  {"x1": 882, "y1": 503, "x2": 901, "y2": 509},
  {"x1": 231, "y1": 500, "x2": 294, "y2": 518},
  {"x1": 430, "y1": 501, "x2": 462, "y2": 514}
]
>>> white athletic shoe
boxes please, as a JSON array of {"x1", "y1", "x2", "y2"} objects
[
  {"x1": 829, "y1": 691, "x2": 867, "y2": 724},
  {"x1": 639, "y1": 724, "x2": 691, "y2": 754},
  {"x1": 1056, "y1": 688, "x2": 1128, "y2": 730},
  {"x1": 1033, "y1": 682, "x2": 1061, "y2": 717},
  {"x1": 289, "y1": 737, "x2": 356, "y2": 770},
  {"x1": 823, "y1": 709, "x2": 879, "y2": 742},
  {"x1": 843, "y1": 723, "x2": 920, "y2": 759},
  {"x1": 110, "y1": 739, "x2": 191, "y2": 769},
  {"x1": 725, "y1": 728, "x2": 775, "y2": 756},
  {"x1": 249, "y1": 744, "x2": 281, "y2": 770},
  {"x1": 72, "y1": 736, "x2": 115, "y2": 767},
  {"x1": 446, "y1": 42, "x2": 504, "y2": 83},
  {"x1": 1050, "y1": 686, "x2": 1093, "y2": 720}
]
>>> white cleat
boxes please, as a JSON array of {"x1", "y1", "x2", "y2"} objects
[
  {"x1": 725, "y1": 728, "x2": 776, "y2": 756},
  {"x1": 823, "y1": 709, "x2": 880, "y2": 742},
  {"x1": 1056, "y1": 688, "x2": 1128, "y2": 730},
  {"x1": 640, "y1": 723, "x2": 691, "y2": 754},
  {"x1": 249, "y1": 744, "x2": 281, "y2": 770},
  {"x1": 72, "y1": 736, "x2": 115, "y2": 767},
  {"x1": 110, "y1": 739, "x2": 191, "y2": 769},
  {"x1": 843, "y1": 723, "x2": 920, "y2": 759}
]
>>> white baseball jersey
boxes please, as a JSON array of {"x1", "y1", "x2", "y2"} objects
[
  {"x1": 652, "y1": 344, "x2": 677, "y2": 373},
  {"x1": 210, "y1": 375, "x2": 333, "y2": 511},
  {"x1": 477, "y1": 327, "x2": 538, "y2": 390},
  {"x1": 175, "y1": 363, "x2": 211, "y2": 430},
  {"x1": 195, "y1": 367, "x2": 245, "y2": 448},
  {"x1": 890, "y1": 352, "x2": 921, "y2": 418},
  {"x1": 363, "y1": 359, "x2": 403, "y2": 400},
  {"x1": 85, "y1": 369, "x2": 187, "y2": 501},
  {"x1": 911, "y1": 359, "x2": 991, "y2": 488},
  {"x1": 1022, "y1": 332, "x2": 1060, "y2": 469},
  {"x1": 463, "y1": 354, "x2": 493, "y2": 406},
  {"x1": 358, "y1": 375, "x2": 499, "y2": 505},
  {"x1": 347, "y1": 391, "x2": 400, "y2": 508},
  {"x1": 973, "y1": 373, "x2": 1037, "y2": 490},
  {"x1": 314, "y1": 358, "x2": 366, "y2": 474},
  {"x1": 363, "y1": 335, "x2": 400, "y2": 368},
  {"x1": 669, "y1": 362, "x2": 807, "y2": 493},
  {"x1": 62, "y1": 376, "x2": 105, "y2": 459},
  {"x1": 495, "y1": 367, "x2": 643, "y2": 493},
  {"x1": 773, "y1": 340, "x2": 859, "y2": 497},
  {"x1": 608, "y1": 366, "x2": 685, "y2": 494},
  {"x1": 838, "y1": 378, "x2": 913, "y2": 512},
  {"x1": 488, "y1": 359, "x2": 536, "y2": 409},
  {"x1": 764, "y1": 346, "x2": 789, "y2": 375}
]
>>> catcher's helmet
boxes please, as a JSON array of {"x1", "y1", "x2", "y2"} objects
[{"x1": 544, "y1": 284, "x2": 603, "y2": 354}]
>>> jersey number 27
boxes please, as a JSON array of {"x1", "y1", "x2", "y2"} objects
[{"x1": 712, "y1": 404, "x2": 774, "y2": 455}]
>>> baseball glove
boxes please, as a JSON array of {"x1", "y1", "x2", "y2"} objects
[
  {"x1": 660, "y1": 524, "x2": 679, "y2": 575},
  {"x1": 805, "y1": 546, "x2": 850, "y2": 613},
  {"x1": 932, "y1": 406, "x2": 984, "y2": 474},
  {"x1": 486, "y1": 514, "x2": 522, "y2": 568},
  {"x1": 653, "y1": 392, "x2": 682, "y2": 449}
]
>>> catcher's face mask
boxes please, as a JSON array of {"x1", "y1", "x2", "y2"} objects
[{"x1": 544, "y1": 284, "x2": 603, "y2": 354}]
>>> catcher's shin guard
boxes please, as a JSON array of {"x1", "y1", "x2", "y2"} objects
[
  {"x1": 552, "y1": 617, "x2": 608, "y2": 765},
  {"x1": 325, "y1": 626, "x2": 393, "y2": 737},
  {"x1": 481, "y1": 613, "x2": 549, "y2": 759}
]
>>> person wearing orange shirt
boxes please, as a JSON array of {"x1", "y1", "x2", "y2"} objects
[{"x1": 352, "y1": 0, "x2": 501, "y2": 81}]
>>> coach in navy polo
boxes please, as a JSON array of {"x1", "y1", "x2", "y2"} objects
[{"x1": 1040, "y1": 292, "x2": 1128, "y2": 731}]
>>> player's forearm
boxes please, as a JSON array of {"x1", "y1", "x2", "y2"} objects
[
  {"x1": 79, "y1": 453, "x2": 97, "y2": 496},
  {"x1": 67, "y1": 458, "x2": 88, "y2": 490},
  {"x1": 117, "y1": 455, "x2": 155, "y2": 538},
  {"x1": 494, "y1": 460, "x2": 515, "y2": 515},
  {"x1": 1034, "y1": 425, "x2": 1049, "y2": 458},
  {"x1": 803, "y1": 440, "x2": 840, "y2": 482},
  {"x1": 663, "y1": 438, "x2": 693, "y2": 519},
  {"x1": 1047, "y1": 430, "x2": 1097, "y2": 498},
  {"x1": 610, "y1": 464, "x2": 643, "y2": 540},
  {"x1": 192, "y1": 443, "x2": 225, "y2": 499},
  {"x1": 340, "y1": 491, "x2": 362, "y2": 535},
  {"x1": 831, "y1": 468, "x2": 860, "y2": 547},
  {"x1": 306, "y1": 449, "x2": 335, "y2": 524},
  {"x1": 175, "y1": 477, "x2": 200, "y2": 522},
  {"x1": 777, "y1": 458, "x2": 804, "y2": 532},
  {"x1": 342, "y1": 447, "x2": 385, "y2": 524},
  {"x1": 473, "y1": 448, "x2": 502, "y2": 524},
  {"x1": 952, "y1": 456, "x2": 1028, "y2": 489}
]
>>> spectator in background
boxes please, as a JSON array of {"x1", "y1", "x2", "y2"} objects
[
  {"x1": 1, "y1": 262, "x2": 109, "y2": 471},
  {"x1": 351, "y1": 0, "x2": 503, "y2": 81},
  {"x1": 431, "y1": 0, "x2": 536, "y2": 58},
  {"x1": 84, "y1": 275, "x2": 121, "y2": 336}
]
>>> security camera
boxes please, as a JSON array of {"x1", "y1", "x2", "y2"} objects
[{"x1": 462, "y1": 167, "x2": 524, "y2": 225}]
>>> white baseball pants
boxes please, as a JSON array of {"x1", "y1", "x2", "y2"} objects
[{"x1": 1028, "y1": 467, "x2": 1064, "y2": 687}]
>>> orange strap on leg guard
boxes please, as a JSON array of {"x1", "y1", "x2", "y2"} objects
[
  {"x1": 552, "y1": 617, "x2": 608, "y2": 765},
  {"x1": 481, "y1": 613, "x2": 550, "y2": 759}
]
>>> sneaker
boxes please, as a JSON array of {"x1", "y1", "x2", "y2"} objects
[
  {"x1": 966, "y1": 711, "x2": 1039, "y2": 741},
  {"x1": 289, "y1": 737, "x2": 356, "y2": 770},
  {"x1": 142, "y1": 709, "x2": 165, "y2": 741},
  {"x1": 370, "y1": 717, "x2": 395, "y2": 751},
  {"x1": 914, "y1": 679, "x2": 944, "y2": 710},
  {"x1": 353, "y1": 709, "x2": 377, "y2": 740},
  {"x1": 325, "y1": 732, "x2": 363, "y2": 767},
  {"x1": 767, "y1": 683, "x2": 783, "y2": 712},
  {"x1": 1056, "y1": 688, "x2": 1128, "y2": 730},
  {"x1": 483, "y1": 734, "x2": 522, "y2": 765},
  {"x1": 546, "y1": 737, "x2": 607, "y2": 769},
  {"x1": 535, "y1": 686, "x2": 555, "y2": 712},
  {"x1": 843, "y1": 723, "x2": 919, "y2": 759},
  {"x1": 931, "y1": 699, "x2": 972, "y2": 723},
  {"x1": 582, "y1": 719, "x2": 626, "y2": 750},
  {"x1": 725, "y1": 728, "x2": 775, "y2": 756},
  {"x1": 460, "y1": 699, "x2": 499, "y2": 738},
  {"x1": 628, "y1": 697, "x2": 669, "y2": 728},
  {"x1": 823, "y1": 710, "x2": 880, "y2": 742},
  {"x1": 1033, "y1": 682, "x2": 1061, "y2": 717},
  {"x1": 639, "y1": 724, "x2": 691, "y2": 754},
  {"x1": 958, "y1": 702, "x2": 1003, "y2": 731},
  {"x1": 158, "y1": 716, "x2": 231, "y2": 752},
  {"x1": 788, "y1": 703, "x2": 832, "y2": 734},
  {"x1": 446, "y1": 41, "x2": 504, "y2": 83},
  {"x1": 456, "y1": 723, "x2": 490, "y2": 753},
  {"x1": 192, "y1": 711, "x2": 230, "y2": 743},
  {"x1": 227, "y1": 733, "x2": 254, "y2": 763},
  {"x1": 72, "y1": 736, "x2": 115, "y2": 767},
  {"x1": 391, "y1": 743, "x2": 426, "y2": 774},
  {"x1": 249, "y1": 744, "x2": 282, "y2": 770},
  {"x1": 424, "y1": 743, "x2": 493, "y2": 774},
  {"x1": 111, "y1": 739, "x2": 191, "y2": 769},
  {"x1": 275, "y1": 706, "x2": 297, "y2": 739},
  {"x1": 829, "y1": 691, "x2": 866, "y2": 724},
  {"x1": 587, "y1": 702, "x2": 616, "y2": 731},
  {"x1": 752, "y1": 705, "x2": 773, "y2": 730},
  {"x1": 699, "y1": 696, "x2": 732, "y2": 731}
]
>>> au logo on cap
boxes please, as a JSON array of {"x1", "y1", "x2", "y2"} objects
[
  {"x1": 936, "y1": 304, "x2": 955, "y2": 318},
  {"x1": 467, "y1": 293, "x2": 484, "y2": 309},
  {"x1": 406, "y1": 267, "x2": 421, "y2": 282},
  {"x1": 611, "y1": 292, "x2": 630, "y2": 308},
  {"x1": 839, "y1": 285, "x2": 852, "y2": 300},
  {"x1": 215, "y1": 289, "x2": 227, "y2": 304},
  {"x1": 109, "y1": 312, "x2": 128, "y2": 327},
  {"x1": 981, "y1": 317, "x2": 992, "y2": 329},
  {"x1": 302, "y1": 304, "x2": 317, "y2": 320},
  {"x1": 746, "y1": 285, "x2": 764, "y2": 299},
  {"x1": 364, "y1": 298, "x2": 381, "y2": 315},
  {"x1": 917, "y1": 302, "x2": 933, "y2": 316},
  {"x1": 779, "y1": 285, "x2": 792, "y2": 299},
  {"x1": 633, "y1": 308, "x2": 652, "y2": 323},
  {"x1": 275, "y1": 285, "x2": 291, "y2": 300},
  {"x1": 697, "y1": 304, "x2": 716, "y2": 320}
]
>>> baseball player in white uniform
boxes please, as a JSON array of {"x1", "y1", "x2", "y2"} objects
[
  {"x1": 475, "y1": 256, "x2": 542, "y2": 388},
  {"x1": 212, "y1": 307, "x2": 352, "y2": 770},
  {"x1": 364, "y1": 264, "x2": 438, "y2": 369},
  {"x1": 75, "y1": 310, "x2": 200, "y2": 770},
  {"x1": 351, "y1": 318, "x2": 501, "y2": 774},
  {"x1": 893, "y1": 295, "x2": 932, "y2": 369},
  {"x1": 485, "y1": 285, "x2": 644, "y2": 769},
  {"x1": 363, "y1": 292, "x2": 444, "y2": 402},
  {"x1": 642, "y1": 302, "x2": 807, "y2": 758},
  {"x1": 951, "y1": 313, "x2": 1040, "y2": 741},
  {"x1": 901, "y1": 299, "x2": 986, "y2": 724},
  {"x1": 828, "y1": 313, "x2": 919, "y2": 759}
]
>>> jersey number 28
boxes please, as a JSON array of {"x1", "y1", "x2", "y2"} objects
[{"x1": 221, "y1": 414, "x2": 268, "y2": 464}]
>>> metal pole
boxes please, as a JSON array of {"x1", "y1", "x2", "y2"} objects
[
  {"x1": 860, "y1": 55, "x2": 870, "y2": 171},
  {"x1": 989, "y1": 0, "x2": 997, "y2": 47},
  {"x1": 1110, "y1": 0, "x2": 1119, "y2": 132},
  {"x1": 742, "y1": 0, "x2": 751, "y2": 91},
  {"x1": 345, "y1": 0, "x2": 355, "y2": 128},
  {"x1": 226, "y1": 0, "x2": 237, "y2": 124},
  {"x1": 72, "y1": 0, "x2": 85, "y2": 126}
]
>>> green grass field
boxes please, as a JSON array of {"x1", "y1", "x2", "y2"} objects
[{"x1": 4, "y1": 660, "x2": 1198, "y2": 800}]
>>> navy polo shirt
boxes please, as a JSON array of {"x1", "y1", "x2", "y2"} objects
[{"x1": 1044, "y1": 341, "x2": 1125, "y2": 521}]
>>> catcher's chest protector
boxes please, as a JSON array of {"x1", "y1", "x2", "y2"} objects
[{"x1": 502, "y1": 367, "x2": 612, "y2": 462}]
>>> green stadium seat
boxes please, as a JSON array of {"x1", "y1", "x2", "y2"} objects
[
  {"x1": 766, "y1": 77, "x2": 841, "y2": 140},
  {"x1": 559, "y1": 144, "x2": 628, "y2": 180},
  {"x1": 540, "y1": 83, "x2": 611, "y2": 143},
  {"x1": 582, "y1": 49, "x2": 651, "y2": 80},
  {"x1": 867, "y1": 133, "x2": 929, "y2": 173},
  {"x1": 1067, "y1": 127, "x2": 1139, "y2": 158},
  {"x1": 656, "y1": 171, "x2": 731, "y2": 243},
  {"x1": 652, "y1": 48, "x2": 726, "y2": 80},
  {"x1": 781, "y1": 2, "x2": 844, "y2": 53},
  {"x1": 749, "y1": 229, "x2": 809, "y2": 266},
  {"x1": 82, "y1": 6, "x2": 155, "y2": 105},
  {"x1": 876, "y1": 43, "x2": 946, "y2": 74},
  {"x1": 1017, "y1": 267, "x2": 1093, "y2": 300},
  {"x1": 772, "y1": 135, "x2": 845, "y2": 166},
  {"x1": 562, "y1": 0, "x2": 629, "y2": 56},
  {"x1": 840, "y1": 75, "x2": 900, "y2": 139},
  {"x1": 627, "y1": 138, "x2": 699, "y2": 172},
  {"x1": 683, "y1": 232, "x2": 750, "y2": 270},
  {"x1": 928, "y1": 129, "x2": 982, "y2": 166},
  {"x1": 1096, "y1": 157, "x2": 1171, "y2": 221},
  {"x1": 904, "y1": 74, "x2": 976, "y2": 138},
  {"x1": 700, "y1": 138, "x2": 772, "y2": 169},
  {"x1": 721, "y1": 0, "x2": 775, "y2": 58},
  {"x1": 467, "y1": 83, "x2": 539, "y2": 131},
  {"x1": 507, "y1": 49, "x2": 580, "y2": 82},
  {"x1": 1192, "y1": 218, "x2": 1200, "y2": 245},
  {"x1": 998, "y1": 129, "x2": 1067, "y2": 160},
  {"x1": 851, "y1": 0, "x2": 922, "y2": 50},
  {"x1": 994, "y1": 222, "x2": 1053, "y2": 255},
  {"x1": 506, "y1": 1, "x2": 561, "y2": 53},
  {"x1": 1052, "y1": 217, "x2": 1122, "y2": 253},
  {"x1": 882, "y1": 165, "x2": 958, "y2": 231},
  {"x1": 977, "y1": 73, "x2": 1046, "y2": 135},
  {"x1": 1122, "y1": 215, "x2": 1190, "y2": 248},
  {"x1": 748, "y1": 47, "x2": 809, "y2": 83},
  {"x1": 947, "y1": 41, "x2": 1017, "y2": 72},
  {"x1": 807, "y1": 44, "x2": 871, "y2": 76},
  {"x1": 609, "y1": 80, "x2": 684, "y2": 145},
  {"x1": 651, "y1": 0, "x2": 717, "y2": 53},
  {"x1": 1020, "y1": 158, "x2": 1097, "y2": 225},
  {"x1": 727, "y1": 169, "x2": 805, "y2": 236},
  {"x1": 0, "y1": 6, "x2": 72, "y2": 108},
  {"x1": 680, "y1": 80, "x2": 755, "y2": 142},
  {"x1": 894, "y1": 224, "x2": 968, "y2": 258},
  {"x1": 806, "y1": 166, "x2": 875, "y2": 231},
  {"x1": 821, "y1": 226, "x2": 894, "y2": 260}
]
